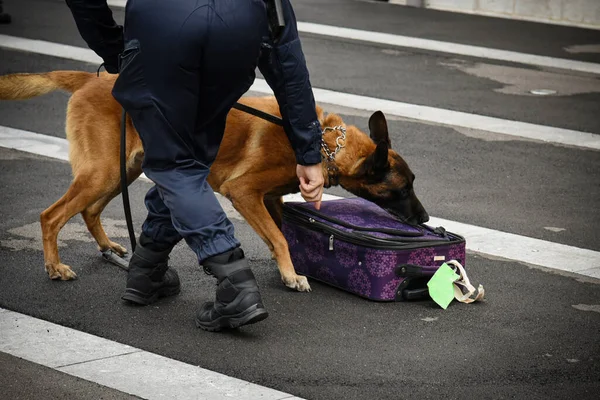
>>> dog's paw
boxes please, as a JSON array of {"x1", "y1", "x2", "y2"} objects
[
  {"x1": 107, "y1": 241, "x2": 127, "y2": 256},
  {"x1": 283, "y1": 275, "x2": 311, "y2": 292},
  {"x1": 47, "y1": 263, "x2": 77, "y2": 281}
]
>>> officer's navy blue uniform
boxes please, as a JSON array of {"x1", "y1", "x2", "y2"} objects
[{"x1": 66, "y1": 0, "x2": 322, "y2": 263}]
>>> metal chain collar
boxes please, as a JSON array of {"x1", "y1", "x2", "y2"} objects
[{"x1": 320, "y1": 125, "x2": 346, "y2": 161}]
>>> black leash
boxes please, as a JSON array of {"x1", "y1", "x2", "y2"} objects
[
  {"x1": 118, "y1": 102, "x2": 285, "y2": 256},
  {"x1": 231, "y1": 102, "x2": 283, "y2": 126},
  {"x1": 120, "y1": 109, "x2": 137, "y2": 252}
]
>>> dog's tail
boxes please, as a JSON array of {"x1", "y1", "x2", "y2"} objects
[{"x1": 0, "y1": 71, "x2": 95, "y2": 100}]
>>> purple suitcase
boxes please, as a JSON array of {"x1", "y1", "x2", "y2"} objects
[{"x1": 282, "y1": 198, "x2": 466, "y2": 301}]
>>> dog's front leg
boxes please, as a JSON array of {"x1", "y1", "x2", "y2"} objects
[
  {"x1": 222, "y1": 184, "x2": 311, "y2": 292},
  {"x1": 263, "y1": 196, "x2": 284, "y2": 260}
]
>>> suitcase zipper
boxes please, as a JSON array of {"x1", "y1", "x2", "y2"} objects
[
  {"x1": 287, "y1": 210, "x2": 463, "y2": 250},
  {"x1": 298, "y1": 204, "x2": 425, "y2": 237},
  {"x1": 310, "y1": 219, "x2": 334, "y2": 250}
]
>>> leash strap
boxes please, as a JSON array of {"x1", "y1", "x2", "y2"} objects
[
  {"x1": 120, "y1": 108, "x2": 137, "y2": 252},
  {"x1": 232, "y1": 102, "x2": 284, "y2": 126}
]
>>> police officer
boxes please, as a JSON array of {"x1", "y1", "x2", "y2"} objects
[{"x1": 65, "y1": 0, "x2": 324, "y2": 331}]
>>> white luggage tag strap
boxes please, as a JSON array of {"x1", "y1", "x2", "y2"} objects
[{"x1": 446, "y1": 260, "x2": 485, "y2": 303}]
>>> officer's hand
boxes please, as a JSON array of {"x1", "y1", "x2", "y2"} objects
[{"x1": 296, "y1": 163, "x2": 324, "y2": 210}]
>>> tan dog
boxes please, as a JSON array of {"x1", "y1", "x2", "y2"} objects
[{"x1": 0, "y1": 71, "x2": 429, "y2": 292}]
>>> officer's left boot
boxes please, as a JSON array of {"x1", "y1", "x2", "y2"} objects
[
  {"x1": 196, "y1": 248, "x2": 268, "y2": 331},
  {"x1": 121, "y1": 242, "x2": 180, "y2": 305}
]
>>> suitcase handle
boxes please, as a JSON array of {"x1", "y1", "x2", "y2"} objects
[
  {"x1": 402, "y1": 287, "x2": 430, "y2": 300},
  {"x1": 395, "y1": 277, "x2": 431, "y2": 301},
  {"x1": 395, "y1": 264, "x2": 439, "y2": 278}
]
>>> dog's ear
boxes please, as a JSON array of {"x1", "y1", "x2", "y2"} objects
[
  {"x1": 368, "y1": 111, "x2": 391, "y2": 148},
  {"x1": 364, "y1": 140, "x2": 390, "y2": 173}
]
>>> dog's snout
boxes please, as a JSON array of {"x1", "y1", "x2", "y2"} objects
[{"x1": 406, "y1": 211, "x2": 428, "y2": 225}]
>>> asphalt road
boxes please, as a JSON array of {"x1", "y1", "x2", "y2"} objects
[{"x1": 0, "y1": 0, "x2": 599, "y2": 399}]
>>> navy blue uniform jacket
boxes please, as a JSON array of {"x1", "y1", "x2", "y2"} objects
[{"x1": 65, "y1": 0, "x2": 323, "y2": 166}]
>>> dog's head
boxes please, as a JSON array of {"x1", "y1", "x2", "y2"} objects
[{"x1": 338, "y1": 111, "x2": 429, "y2": 225}]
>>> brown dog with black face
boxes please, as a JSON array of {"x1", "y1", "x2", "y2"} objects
[{"x1": 0, "y1": 71, "x2": 429, "y2": 292}]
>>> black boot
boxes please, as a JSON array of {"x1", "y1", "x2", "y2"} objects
[
  {"x1": 196, "y1": 248, "x2": 268, "y2": 331},
  {"x1": 121, "y1": 242, "x2": 180, "y2": 305}
]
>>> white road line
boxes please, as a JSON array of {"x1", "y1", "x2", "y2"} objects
[
  {"x1": 0, "y1": 125, "x2": 69, "y2": 161},
  {"x1": 1, "y1": 34, "x2": 598, "y2": 151},
  {"x1": 0, "y1": 309, "x2": 300, "y2": 400},
  {"x1": 296, "y1": 22, "x2": 600, "y2": 75},
  {"x1": 1, "y1": 126, "x2": 599, "y2": 280},
  {"x1": 107, "y1": 0, "x2": 127, "y2": 8},
  {"x1": 0, "y1": 34, "x2": 100, "y2": 64},
  {"x1": 249, "y1": 80, "x2": 600, "y2": 150},
  {"x1": 426, "y1": 216, "x2": 600, "y2": 279},
  {"x1": 106, "y1": 0, "x2": 600, "y2": 74}
]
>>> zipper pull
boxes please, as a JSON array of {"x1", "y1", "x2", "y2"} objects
[{"x1": 329, "y1": 235, "x2": 334, "y2": 251}]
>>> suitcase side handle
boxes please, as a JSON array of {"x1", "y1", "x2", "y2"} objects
[
  {"x1": 402, "y1": 287, "x2": 430, "y2": 300},
  {"x1": 395, "y1": 277, "x2": 431, "y2": 301},
  {"x1": 395, "y1": 264, "x2": 439, "y2": 278}
]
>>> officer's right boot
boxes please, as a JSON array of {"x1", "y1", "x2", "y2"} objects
[
  {"x1": 195, "y1": 248, "x2": 268, "y2": 331},
  {"x1": 121, "y1": 242, "x2": 180, "y2": 306}
]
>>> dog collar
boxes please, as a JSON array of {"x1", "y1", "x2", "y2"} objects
[
  {"x1": 320, "y1": 126, "x2": 346, "y2": 188},
  {"x1": 324, "y1": 161, "x2": 340, "y2": 188},
  {"x1": 320, "y1": 126, "x2": 346, "y2": 161}
]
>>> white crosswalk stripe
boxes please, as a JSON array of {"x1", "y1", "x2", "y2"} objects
[{"x1": 0, "y1": 309, "x2": 301, "y2": 400}]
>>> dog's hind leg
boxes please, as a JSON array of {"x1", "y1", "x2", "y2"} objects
[
  {"x1": 81, "y1": 161, "x2": 142, "y2": 258},
  {"x1": 40, "y1": 171, "x2": 112, "y2": 280},
  {"x1": 81, "y1": 193, "x2": 128, "y2": 256}
]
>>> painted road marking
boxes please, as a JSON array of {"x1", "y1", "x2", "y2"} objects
[
  {"x1": 250, "y1": 79, "x2": 600, "y2": 150},
  {"x1": 296, "y1": 22, "x2": 600, "y2": 75},
  {"x1": 0, "y1": 34, "x2": 100, "y2": 64},
  {"x1": 0, "y1": 126, "x2": 70, "y2": 161},
  {"x1": 1, "y1": 34, "x2": 598, "y2": 150},
  {"x1": 1, "y1": 126, "x2": 598, "y2": 280},
  {"x1": 0, "y1": 309, "x2": 300, "y2": 400},
  {"x1": 103, "y1": 1, "x2": 600, "y2": 75}
]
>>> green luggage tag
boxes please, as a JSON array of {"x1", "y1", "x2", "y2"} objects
[{"x1": 427, "y1": 263, "x2": 460, "y2": 309}]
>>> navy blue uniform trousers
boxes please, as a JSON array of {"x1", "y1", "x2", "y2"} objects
[{"x1": 112, "y1": 0, "x2": 270, "y2": 261}]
